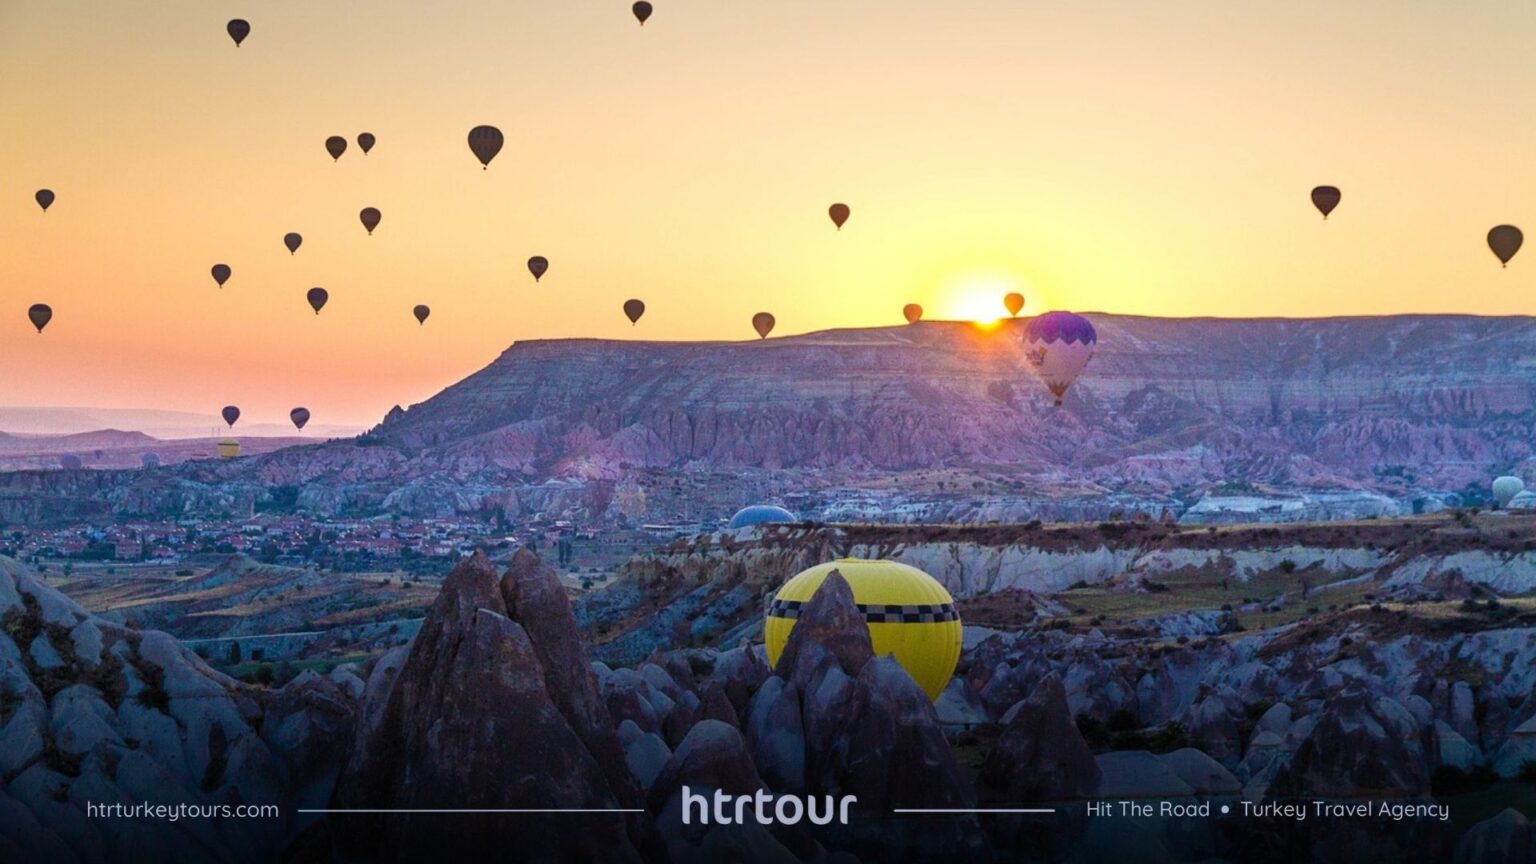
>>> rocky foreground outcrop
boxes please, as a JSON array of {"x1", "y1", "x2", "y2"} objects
[
  {"x1": 0, "y1": 556, "x2": 355, "y2": 863},
  {"x1": 330, "y1": 550, "x2": 651, "y2": 862}
]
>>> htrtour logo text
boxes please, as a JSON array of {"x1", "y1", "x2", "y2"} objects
[{"x1": 681, "y1": 786, "x2": 856, "y2": 826}]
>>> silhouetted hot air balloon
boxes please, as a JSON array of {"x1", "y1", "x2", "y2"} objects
[
  {"x1": 27, "y1": 304, "x2": 52, "y2": 333},
  {"x1": 325, "y1": 136, "x2": 348, "y2": 161},
  {"x1": 467, "y1": 125, "x2": 504, "y2": 169},
  {"x1": 307, "y1": 287, "x2": 328, "y2": 314},
  {"x1": 290, "y1": 407, "x2": 310, "y2": 430},
  {"x1": 140, "y1": 453, "x2": 161, "y2": 469},
  {"x1": 752, "y1": 312, "x2": 775, "y2": 339},
  {"x1": 1023, "y1": 311, "x2": 1097, "y2": 407},
  {"x1": 1488, "y1": 225, "x2": 1523, "y2": 268},
  {"x1": 221, "y1": 406, "x2": 241, "y2": 428},
  {"x1": 59, "y1": 454, "x2": 82, "y2": 471},
  {"x1": 527, "y1": 256, "x2": 549, "y2": 282},
  {"x1": 1004, "y1": 292, "x2": 1025, "y2": 317},
  {"x1": 903, "y1": 303, "x2": 923, "y2": 324},
  {"x1": 357, "y1": 132, "x2": 375, "y2": 154},
  {"x1": 1311, "y1": 185, "x2": 1341, "y2": 220},
  {"x1": 413, "y1": 305, "x2": 431, "y2": 325},
  {"x1": 283, "y1": 232, "x2": 303, "y2": 255},
  {"x1": 226, "y1": 19, "x2": 249, "y2": 47},
  {"x1": 359, "y1": 207, "x2": 381, "y2": 235},
  {"x1": 633, "y1": 2, "x2": 653, "y2": 25},
  {"x1": 623, "y1": 299, "x2": 645, "y2": 324},
  {"x1": 829, "y1": 203, "x2": 850, "y2": 230},
  {"x1": 211, "y1": 264, "x2": 231, "y2": 288},
  {"x1": 34, "y1": 189, "x2": 54, "y2": 212}
]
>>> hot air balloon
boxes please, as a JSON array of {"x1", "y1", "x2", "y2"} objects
[
  {"x1": 828, "y1": 203, "x2": 850, "y2": 230},
  {"x1": 211, "y1": 264, "x2": 231, "y2": 288},
  {"x1": 27, "y1": 304, "x2": 52, "y2": 333},
  {"x1": 633, "y1": 2, "x2": 653, "y2": 25},
  {"x1": 752, "y1": 312, "x2": 775, "y2": 339},
  {"x1": 527, "y1": 256, "x2": 549, "y2": 282},
  {"x1": 217, "y1": 439, "x2": 241, "y2": 459},
  {"x1": 290, "y1": 407, "x2": 311, "y2": 430},
  {"x1": 325, "y1": 136, "x2": 347, "y2": 161},
  {"x1": 34, "y1": 189, "x2": 54, "y2": 212},
  {"x1": 765, "y1": 558, "x2": 961, "y2": 701},
  {"x1": 221, "y1": 406, "x2": 241, "y2": 428},
  {"x1": 226, "y1": 19, "x2": 249, "y2": 47},
  {"x1": 729, "y1": 505, "x2": 795, "y2": 529},
  {"x1": 1004, "y1": 292, "x2": 1025, "y2": 317},
  {"x1": 140, "y1": 453, "x2": 161, "y2": 469},
  {"x1": 623, "y1": 299, "x2": 645, "y2": 324},
  {"x1": 1493, "y1": 476, "x2": 1525, "y2": 508},
  {"x1": 903, "y1": 303, "x2": 923, "y2": 324},
  {"x1": 413, "y1": 304, "x2": 431, "y2": 325},
  {"x1": 1311, "y1": 185, "x2": 1341, "y2": 220},
  {"x1": 357, "y1": 132, "x2": 375, "y2": 154},
  {"x1": 283, "y1": 232, "x2": 303, "y2": 255},
  {"x1": 467, "y1": 125, "x2": 504, "y2": 169},
  {"x1": 307, "y1": 288, "x2": 328, "y2": 314},
  {"x1": 359, "y1": 207, "x2": 381, "y2": 235},
  {"x1": 59, "y1": 454, "x2": 83, "y2": 471},
  {"x1": 1489, "y1": 225, "x2": 1523, "y2": 268},
  {"x1": 1022, "y1": 311, "x2": 1097, "y2": 407}
]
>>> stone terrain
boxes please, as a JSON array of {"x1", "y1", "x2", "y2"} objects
[
  {"x1": 4, "y1": 315, "x2": 1536, "y2": 525},
  {"x1": 1, "y1": 522, "x2": 1534, "y2": 862}
]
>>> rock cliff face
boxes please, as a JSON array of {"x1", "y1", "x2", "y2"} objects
[
  {"x1": 368, "y1": 316, "x2": 1536, "y2": 492},
  {"x1": 6, "y1": 315, "x2": 1536, "y2": 523},
  {"x1": 0, "y1": 556, "x2": 354, "y2": 863}
]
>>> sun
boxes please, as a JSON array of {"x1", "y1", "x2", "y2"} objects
[{"x1": 938, "y1": 270, "x2": 1033, "y2": 328}]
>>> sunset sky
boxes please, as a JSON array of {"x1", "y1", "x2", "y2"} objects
[{"x1": 3, "y1": 1, "x2": 1535, "y2": 429}]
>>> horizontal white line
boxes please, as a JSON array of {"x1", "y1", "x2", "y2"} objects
[
  {"x1": 893, "y1": 808, "x2": 1057, "y2": 814},
  {"x1": 298, "y1": 808, "x2": 643, "y2": 814}
]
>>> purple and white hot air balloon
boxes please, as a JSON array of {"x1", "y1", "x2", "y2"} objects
[{"x1": 1021, "y1": 311, "x2": 1096, "y2": 407}]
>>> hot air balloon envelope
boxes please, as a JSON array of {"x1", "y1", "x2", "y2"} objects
[
  {"x1": 728, "y1": 505, "x2": 796, "y2": 529},
  {"x1": 1022, "y1": 311, "x2": 1097, "y2": 406},
  {"x1": 1493, "y1": 476, "x2": 1525, "y2": 508},
  {"x1": 828, "y1": 203, "x2": 850, "y2": 230},
  {"x1": 623, "y1": 299, "x2": 646, "y2": 324},
  {"x1": 284, "y1": 232, "x2": 303, "y2": 254},
  {"x1": 34, "y1": 189, "x2": 55, "y2": 212},
  {"x1": 221, "y1": 406, "x2": 241, "y2": 427},
  {"x1": 211, "y1": 264, "x2": 231, "y2": 287},
  {"x1": 467, "y1": 125, "x2": 504, "y2": 168},
  {"x1": 325, "y1": 136, "x2": 347, "y2": 161},
  {"x1": 413, "y1": 305, "x2": 431, "y2": 324},
  {"x1": 359, "y1": 207, "x2": 381, "y2": 235},
  {"x1": 1489, "y1": 225, "x2": 1523, "y2": 267},
  {"x1": 1311, "y1": 185, "x2": 1341, "y2": 219},
  {"x1": 141, "y1": 453, "x2": 161, "y2": 469},
  {"x1": 765, "y1": 558, "x2": 961, "y2": 701},
  {"x1": 752, "y1": 312, "x2": 776, "y2": 339},
  {"x1": 1004, "y1": 293, "x2": 1025, "y2": 317},
  {"x1": 527, "y1": 256, "x2": 549, "y2": 281},
  {"x1": 290, "y1": 408, "x2": 311, "y2": 430},
  {"x1": 357, "y1": 132, "x2": 375, "y2": 154},
  {"x1": 59, "y1": 454, "x2": 83, "y2": 471},
  {"x1": 28, "y1": 304, "x2": 52, "y2": 333},
  {"x1": 903, "y1": 304, "x2": 923, "y2": 324},
  {"x1": 307, "y1": 288, "x2": 328, "y2": 314},
  {"x1": 633, "y1": 2, "x2": 653, "y2": 24},
  {"x1": 226, "y1": 19, "x2": 249, "y2": 46}
]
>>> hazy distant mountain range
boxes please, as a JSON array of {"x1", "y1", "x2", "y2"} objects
[
  {"x1": 0, "y1": 405, "x2": 364, "y2": 439},
  {"x1": 2, "y1": 314, "x2": 1534, "y2": 524}
]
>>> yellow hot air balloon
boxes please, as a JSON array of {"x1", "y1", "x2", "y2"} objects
[
  {"x1": 217, "y1": 438, "x2": 241, "y2": 459},
  {"x1": 764, "y1": 558, "x2": 961, "y2": 701}
]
